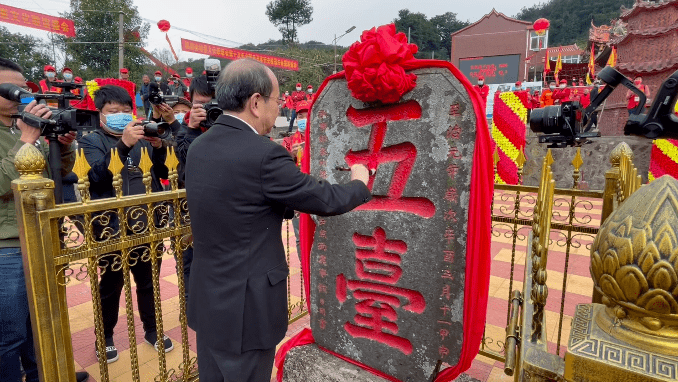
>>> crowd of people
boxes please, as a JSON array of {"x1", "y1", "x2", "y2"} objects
[{"x1": 0, "y1": 54, "x2": 359, "y2": 382}]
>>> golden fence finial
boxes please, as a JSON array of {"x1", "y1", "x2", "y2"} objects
[
  {"x1": 572, "y1": 147, "x2": 584, "y2": 189},
  {"x1": 15, "y1": 143, "x2": 46, "y2": 179},
  {"x1": 493, "y1": 146, "x2": 500, "y2": 168},
  {"x1": 516, "y1": 148, "x2": 526, "y2": 169},
  {"x1": 108, "y1": 148, "x2": 124, "y2": 199},
  {"x1": 72, "y1": 148, "x2": 91, "y2": 203},
  {"x1": 545, "y1": 149, "x2": 554, "y2": 168},
  {"x1": 165, "y1": 147, "x2": 179, "y2": 191},
  {"x1": 139, "y1": 147, "x2": 153, "y2": 195}
]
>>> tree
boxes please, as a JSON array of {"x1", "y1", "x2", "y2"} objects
[
  {"x1": 266, "y1": 0, "x2": 313, "y2": 43},
  {"x1": 57, "y1": 0, "x2": 150, "y2": 85},
  {"x1": 152, "y1": 48, "x2": 177, "y2": 68},
  {"x1": 0, "y1": 26, "x2": 52, "y2": 81},
  {"x1": 394, "y1": 9, "x2": 469, "y2": 60}
]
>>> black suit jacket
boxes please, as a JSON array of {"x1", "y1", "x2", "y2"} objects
[{"x1": 185, "y1": 114, "x2": 371, "y2": 353}]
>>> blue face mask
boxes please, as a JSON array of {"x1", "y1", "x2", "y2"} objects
[
  {"x1": 174, "y1": 112, "x2": 186, "y2": 123},
  {"x1": 105, "y1": 113, "x2": 134, "y2": 133},
  {"x1": 297, "y1": 118, "x2": 307, "y2": 133}
]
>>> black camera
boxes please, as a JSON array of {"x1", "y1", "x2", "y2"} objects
[
  {"x1": 201, "y1": 58, "x2": 223, "y2": 129},
  {"x1": 148, "y1": 82, "x2": 179, "y2": 106},
  {"x1": 141, "y1": 121, "x2": 170, "y2": 139},
  {"x1": 529, "y1": 102, "x2": 601, "y2": 148},
  {"x1": 1, "y1": 83, "x2": 99, "y2": 137}
]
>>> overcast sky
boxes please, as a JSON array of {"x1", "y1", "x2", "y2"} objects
[{"x1": 2, "y1": 0, "x2": 538, "y2": 63}]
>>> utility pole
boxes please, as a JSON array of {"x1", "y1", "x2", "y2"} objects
[
  {"x1": 408, "y1": 27, "x2": 411, "y2": 43},
  {"x1": 118, "y1": 11, "x2": 124, "y2": 74},
  {"x1": 334, "y1": 33, "x2": 337, "y2": 74}
]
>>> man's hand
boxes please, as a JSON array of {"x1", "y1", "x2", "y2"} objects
[
  {"x1": 188, "y1": 104, "x2": 206, "y2": 129},
  {"x1": 121, "y1": 120, "x2": 144, "y2": 148},
  {"x1": 152, "y1": 103, "x2": 175, "y2": 124},
  {"x1": 350, "y1": 164, "x2": 369, "y2": 186},
  {"x1": 143, "y1": 136, "x2": 163, "y2": 149},
  {"x1": 58, "y1": 131, "x2": 77, "y2": 146},
  {"x1": 16, "y1": 100, "x2": 48, "y2": 145}
]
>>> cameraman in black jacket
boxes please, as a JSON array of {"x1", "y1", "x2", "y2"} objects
[{"x1": 78, "y1": 85, "x2": 172, "y2": 364}]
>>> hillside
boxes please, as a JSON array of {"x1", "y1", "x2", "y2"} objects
[{"x1": 515, "y1": 0, "x2": 635, "y2": 47}]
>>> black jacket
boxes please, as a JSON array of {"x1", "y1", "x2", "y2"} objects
[
  {"x1": 185, "y1": 115, "x2": 371, "y2": 353},
  {"x1": 176, "y1": 124, "x2": 202, "y2": 188}
]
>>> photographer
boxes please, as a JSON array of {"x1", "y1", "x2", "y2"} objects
[
  {"x1": 78, "y1": 85, "x2": 172, "y2": 363},
  {"x1": 169, "y1": 74, "x2": 187, "y2": 98},
  {"x1": 153, "y1": 71, "x2": 171, "y2": 96},
  {"x1": 148, "y1": 98, "x2": 191, "y2": 144},
  {"x1": 0, "y1": 58, "x2": 88, "y2": 382}
]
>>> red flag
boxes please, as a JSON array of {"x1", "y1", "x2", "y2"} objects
[
  {"x1": 0, "y1": 4, "x2": 75, "y2": 37},
  {"x1": 589, "y1": 43, "x2": 596, "y2": 78}
]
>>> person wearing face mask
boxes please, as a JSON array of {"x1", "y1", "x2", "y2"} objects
[
  {"x1": 153, "y1": 70, "x2": 171, "y2": 96},
  {"x1": 552, "y1": 79, "x2": 572, "y2": 105},
  {"x1": 473, "y1": 76, "x2": 489, "y2": 106},
  {"x1": 169, "y1": 73, "x2": 187, "y2": 98},
  {"x1": 182, "y1": 67, "x2": 193, "y2": 98},
  {"x1": 626, "y1": 76, "x2": 651, "y2": 115},
  {"x1": 306, "y1": 84, "x2": 315, "y2": 102},
  {"x1": 540, "y1": 81, "x2": 556, "y2": 107},
  {"x1": 78, "y1": 85, "x2": 172, "y2": 364},
  {"x1": 284, "y1": 90, "x2": 293, "y2": 121},
  {"x1": 287, "y1": 82, "x2": 306, "y2": 135},
  {"x1": 39, "y1": 65, "x2": 60, "y2": 94}
]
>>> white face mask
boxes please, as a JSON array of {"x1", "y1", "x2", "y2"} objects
[
  {"x1": 186, "y1": 73, "x2": 192, "y2": 78},
  {"x1": 155, "y1": 76, "x2": 162, "y2": 82},
  {"x1": 285, "y1": 92, "x2": 289, "y2": 96},
  {"x1": 63, "y1": 73, "x2": 73, "y2": 81},
  {"x1": 478, "y1": 81, "x2": 484, "y2": 85},
  {"x1": 45, "y1": 71, "x2": 55, "y2": 79},
  {"x1": 307, "y1": 89, "x2": 313, "y2": 94},
  {"x1": 550, "y1": 85, "x2": 555, "y2": 90},
  {"x1": 296, "y1": 87, "x2": 301, "y2": 91},
  {"x1": 560, "y1": 84, "x2": 566, "y2": 89}
]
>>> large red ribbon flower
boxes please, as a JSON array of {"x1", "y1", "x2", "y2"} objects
[{"x1": 342, "y1": 24, "x2": 418, "y2": 104}]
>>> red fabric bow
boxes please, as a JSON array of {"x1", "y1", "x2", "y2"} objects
[{"x1": 342, "y1": 24, "x2": 418, "y2": 104}]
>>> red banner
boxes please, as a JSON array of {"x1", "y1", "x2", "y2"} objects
[
  {"x1": 181, "y1": 38, "x2": 299, "y2": 71},
  {"x1": 0, "y1": 4, "x2": 75, "y2": 38}
]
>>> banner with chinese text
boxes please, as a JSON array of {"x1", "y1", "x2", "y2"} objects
[
  {"x1": 0, "y1": 4, "x2": 75, "y2": 38},
  {"x1": 181, "y1": 38, "x2": 299, "y2": 71}
]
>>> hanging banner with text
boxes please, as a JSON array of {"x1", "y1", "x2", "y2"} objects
[
  {"x1": 181, "y1": 38, "x2": 299, "y2": 71},
  {"x1": 0, "y1": 4, "x2": 75, "y2": 38}
]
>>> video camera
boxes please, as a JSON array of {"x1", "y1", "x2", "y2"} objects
[
  {"x1": 530, "y1": 66, "x2": 678, "y2": 147},
  {"x1": 202, "y1": 58, "x2": 223, "y2": 129},
  {"x1": 0, "y1": 82, "x2": 99, "y2": 137},
  {"x1": 148, "y1": 82, "x2": 179, "y2": 106}
]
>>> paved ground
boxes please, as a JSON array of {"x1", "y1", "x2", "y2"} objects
[{"x1": 64, "y1": 192, "x2": 599, "y2": 381}]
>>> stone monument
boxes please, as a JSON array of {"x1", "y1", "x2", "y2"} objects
[{"x1": 277, "y1": 24, "x2": 493, "y2": 382}]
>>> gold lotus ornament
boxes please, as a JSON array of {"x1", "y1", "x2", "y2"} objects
[{"x1": 590, "y1": 175, "x2": 678, "y2": 354}]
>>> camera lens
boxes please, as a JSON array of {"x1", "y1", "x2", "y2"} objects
[
  {"x1": 529, "y1": 105, "x2": 562, "y2": 135},
  {"x1": 143, "y1": 122, "x2": 170, "y2": 139}
]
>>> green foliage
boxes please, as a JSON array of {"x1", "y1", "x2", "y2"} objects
[
  {"x1": 393, "y1": 9, "x2": 469, "y2": 60},
  {"x1": 58, "y1": 0, "x2": 150, "y2": 85},
  {"x1": 266, "y1": 0, "x2": 313, "y2": 43},
  {"x1": 514, "y1": 0, "x2": 635, "y2": 47},
  {"x1": 0, "y1": 26, "x2": 51, "y2": 81}
]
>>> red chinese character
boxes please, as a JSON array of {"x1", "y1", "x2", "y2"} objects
[
  {"x1": 439, "y1": 345, "x2": 450, "y2": 358},
  {"x1": 319, "y1": 170, "x2": 327, "y2": 179},
  {"x1": 444, "y1": 188, "x2": 458, "y2": 203},
  {"x1": 318, "y1": 255, "x2": 327, "y2": 266},
  {"x1": 319, "y1": 307, "x2": 326, "y2": 316},
  {"x1": 319, "y1": 160, "x2": 327, "y2": 167},
  {"x1": 344, "y1": 101, "x2": 435, "y2": 218},
  {"x1": 336, "y1": 274, "x2": 426, "y2": 355},
  {"x1": 440, "y1": 305, "x2": 450, "y2": 316},
  {"x1": 448, "y1": 147, "x2": 462, "y2": 159},
  {"x1": 320, "y1": 298, "x2": 325, "y2": 305},
  {"x1": 318, "y1": 219, "x2": 326, "y2": 226},
  {"x1": 439, "y1": 328, "x2": 450, "y2": 341},
  {"x1": 317, "y1": 243, "x2": 327, "y2": 251},
  {"x1": 443, "y1": 250, "x2": 455, "y2": 263},
  {"x1": 446, "y1": 124, "x2": 462, "y2": 140},
  {"x1": 353, "y1": 227, "x2": 406, "y2": 284},
  {"x1": 444, "y1": 228, "x2": 455, "y2": 244},
  {"x1": 319, "y1": 147, "x2": 329, "y2": 157},
  {"x1": 444, "y1": 210, "x2": 458, "y2": 222},
  {"x1": 442, "y1": 270, "x2": 454, "y2": 281},
  {"x1": 319, "y1": 268, "x2": 328, "y2": 278},
  {"x1": 319, "y1": 123, "x2": 328, "y2": 131},
  {"x1": 319, "y1": 230, "x2": 327, "y2": 238},
  {"x1": 449, "y1": 104, "x2": 461, "y2": 117},
  {"x1": 319, "y1": 318, "x2": 327, "y2": 329},
  {"x1": 318, "y1": 135, "x2": 328, "y2": 143},
  {"x1": 318, "y1": 283, "x2": 327, "y2": 293},
  {"x1": 441, "y1": 284, "x2": 451, "y2": 300},
  {"x1": 318, "y1": 110, "x2": 328, "y2": 119},
  {"x1": 446, "y1": 164, "x2": 459, "y2": 179}
]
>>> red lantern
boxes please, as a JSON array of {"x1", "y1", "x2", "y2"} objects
[
  {"x1": 533, "y1": 18, "x2": 550, "y2": 36},
  {"x1": 157, "y1": 20, "x2": 171, "y2": 33}
]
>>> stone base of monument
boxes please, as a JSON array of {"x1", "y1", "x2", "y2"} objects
[
  {"x1": 282, "y1": 344, "x2": 481, "y2": 382},
  {"x1": 522, "y1": 135, "x2": 652, "y2": 190}
]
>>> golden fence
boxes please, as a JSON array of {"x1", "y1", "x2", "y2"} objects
[{"x1": 11, "y1": 143, "x2": 307, "y2": 382}]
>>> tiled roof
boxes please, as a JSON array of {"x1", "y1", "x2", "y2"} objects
[
  {"x1": 617, "y1": 56, "x2": 678, "y2": 73},
  {"x1": 613, "y1": 21, "x2": 678, "y2": 45},
  {"x1": 620, "y1": 0, "x2": 678, "y2": 20}
]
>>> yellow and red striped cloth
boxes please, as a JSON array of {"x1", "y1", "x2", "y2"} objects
[
  {"x1": 649, "y1": 138, "x2": 678, "y2": 181},
  {"x1": 491, "y1": 91, "x2": 529, "y2": 184}
]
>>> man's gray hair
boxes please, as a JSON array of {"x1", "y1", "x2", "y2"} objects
[{"x1": 215, "y1": 59, "x2": 273, "y2": 112}]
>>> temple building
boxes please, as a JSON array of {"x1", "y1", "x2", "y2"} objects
[{"x1": 597, "y1": 0, "x2": 678, "y2": 135}]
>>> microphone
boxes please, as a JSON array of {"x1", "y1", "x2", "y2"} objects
[{"x1": 0, "y1": 83, "x2": 34, "y2": 103}]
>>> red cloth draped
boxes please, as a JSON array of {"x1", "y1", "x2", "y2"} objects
[{"x1": 276, "y1": 58, "x2": 493, "y2": 382}]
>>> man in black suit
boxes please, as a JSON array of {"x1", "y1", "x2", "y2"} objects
[{"x1": 185, "y1": 59, "x2": 371, "y2": 381}]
